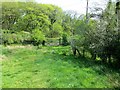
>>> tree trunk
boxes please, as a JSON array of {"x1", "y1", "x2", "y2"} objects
[
  {"x1": 83, "y1": 49, "x2": 85, "y2": 57},
  {"x1": 72, "y1": 47, "x2": 76, "y2": 55},
  {"x1": 72, "y1": 47, "x2": 81, "y2": 56}
]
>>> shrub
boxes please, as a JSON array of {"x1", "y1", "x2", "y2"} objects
[
  {"x1": 2, "y1": 30, "x2": 31, "y2": 45},
  {"x1": 2, "y1": 30, "x2": 14, "y2": 45},
  {"x1": 18, "y1": 31, "x2": 32, "y2": 44},
  {"x1": 46, "y1": 38, "x2": 60, "y2": 46},
  {"x1": 62, "y1": 33, "x2": 68, "y2": 46},
  {"x1": 32, "y1": 29, "x2": 45, "y2": 46}
]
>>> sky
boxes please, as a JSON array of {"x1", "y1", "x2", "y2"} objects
[{"x1": 35, "y1": 0, "x2": 113, "y2": 15}]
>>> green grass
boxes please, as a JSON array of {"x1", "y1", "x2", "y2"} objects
[{"x1": 1, "y1": 45, "x2": 120, "y2": 88}]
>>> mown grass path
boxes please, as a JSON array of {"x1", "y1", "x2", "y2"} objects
[{"x1": 1, "y1": 45, "x2": 120, "y2": 88}]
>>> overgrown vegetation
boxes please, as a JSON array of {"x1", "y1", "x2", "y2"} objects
[
  {"x1": 1, "y1": 0, "x2": 120, "y2": 88},
  {"x1": 1, "y1": 45, "x2": 120, "y2": 88}
]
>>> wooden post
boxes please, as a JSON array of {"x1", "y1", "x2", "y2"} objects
[
  {"x1": 83, "y1": 0, "x2": 89, "y2": 57},
  {"x1": 86, "y1": 0, "x2": 89, "y2": 24}
]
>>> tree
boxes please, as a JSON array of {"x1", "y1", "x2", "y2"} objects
[
  {"x1": 86, "y1": 0, "x2": 120, "y2": 65},
  {"x1": 51, "y1": 22, "x2": 63, "y2": 38},
  {"x1": 48, "y1": 5, "x2": 63, "y2": 38},
  {"x1": 69, "y1": 0, "x2": 90, "y2": 57},
  {"x1": 32, "y1": 29, "x2": 45, "y2": 46},
  {"x1": 2, "y1": 2, "x2": 21, "y2": 30}
]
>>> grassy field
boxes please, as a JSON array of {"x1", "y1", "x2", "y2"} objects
[{"x1": 1, "y1": 45, "x2": 120, "y2": 88}]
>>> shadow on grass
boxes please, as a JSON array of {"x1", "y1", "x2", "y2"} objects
[
  {"x1": 2, "y1": 45, "x2": 120, "y2": 88},
  {"x1": 50, "y1": 52, "x2": 120, "y2": 88},
  {"x1": 49, "y1": 48, "x2": 120, "y2": 75}
]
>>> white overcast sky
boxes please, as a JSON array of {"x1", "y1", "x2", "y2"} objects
[{"x1": 35, "y1": 0, "x2": 115, "y2": 14}]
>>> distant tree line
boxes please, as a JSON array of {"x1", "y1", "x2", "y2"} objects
[
  {"x1": 1, "y1": 1, "x2": 120, "y2": 68},
  {"x1": 2, "y1": 2, "x2": 72, "y2": 46}
]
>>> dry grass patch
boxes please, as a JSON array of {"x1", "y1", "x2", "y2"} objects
[{"x1": 0, "y1": 55, "x2": 7, "y2": 61}]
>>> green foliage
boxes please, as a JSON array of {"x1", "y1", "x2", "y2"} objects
[
  {"x1": 19, "y1": 31, "x2": 31, "y2": 41},
  {"x1": 32, "y1": 29, "x2": 45, "y2": 46},
  {"x1": 52, "y1": 22, "x2": 63, "y2": 37},
  {"x1": 82, "y1": 1, "x2": 120, "y2": 66},
  {"x1": 2, "y1": 30, "x2": 32, "y2": 46},
  {"x1": 3, "y1": 33, "x2": 14, "y2": 45},
  {"x1": 62, "y1": 33, "x2": 68, "y2": 46},
  {"x1": 2, "y1": 30, "x2": 23, "y2": 45},
  {"x1": 69, "y1": 0, "x2": 120, "y2": 68},
  {"x1": 2, "y1": 2, "x2": 66, "y2": 45},
  {"x1": 2, "y1": 2, "x2": 66, "y2": 39},
  {"x1": 46, "y1": 38, "x2": 60, "y2": 46},
  {"x1": 2, "y1": 1, "x2": 120, "y2": 68},
  {"x1": 2, "y1": 2, "x2": 21, "y2": 30}
]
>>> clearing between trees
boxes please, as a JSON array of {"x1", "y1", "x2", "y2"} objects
[{"x1": 1, "y1": 45, "x2": 120, "y2": 88}]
